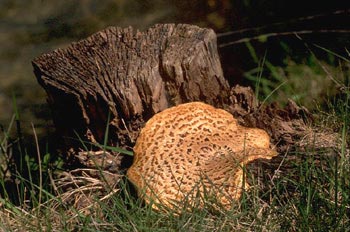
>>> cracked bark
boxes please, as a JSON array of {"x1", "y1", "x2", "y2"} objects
[{"x1": 32, "y1": 24, "x2": 231, "y2": 169}]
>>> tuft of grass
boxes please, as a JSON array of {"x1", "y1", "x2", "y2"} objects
[{"x1": 244, "y1": 41, "x2": 349, "y2": 109}]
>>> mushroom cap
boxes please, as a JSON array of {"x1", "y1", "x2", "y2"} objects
[{"x1": 127, "y1": 102, "x2": 277, "y2": 210}]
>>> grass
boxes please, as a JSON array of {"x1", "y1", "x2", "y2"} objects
[
  {"x1": 244, "y1": 40, "x2": 349, "y2": 110},
  {"x1": 1, "y1": 51, "x2": 349, "y2": 231}
]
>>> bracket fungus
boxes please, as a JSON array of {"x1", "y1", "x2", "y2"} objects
[{"x1": 127, "y1": 102, "x2": 277, "y2": 210}]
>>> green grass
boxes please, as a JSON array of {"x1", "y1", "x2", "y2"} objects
[
  {"x1": 1, "y1": 52, "x2": 349, "y2": 231},
  {"x1": 244, "y1": 41, "x2": 349, "y2": 109}
]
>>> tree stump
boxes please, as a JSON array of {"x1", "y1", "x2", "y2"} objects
[{"x1": 32, "y1": 24, "x2": 231, "y2": 170}]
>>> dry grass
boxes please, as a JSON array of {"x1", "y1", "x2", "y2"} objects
[{"x1": 0, "y1": 119, "x2": 348, "y2": 231}]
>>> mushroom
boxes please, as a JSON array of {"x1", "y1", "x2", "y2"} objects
[{"x1": 127, "y1": 102, "x2": 277, "y2": 210}]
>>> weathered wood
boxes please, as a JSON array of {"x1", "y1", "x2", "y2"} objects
[{"x1": 32, "y1": 24, "x2": 230, "y2": 166}]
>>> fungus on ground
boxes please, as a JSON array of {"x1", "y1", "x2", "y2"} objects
[{"x1": 127, "y1": 102, "x2": 277, "y2": 210}]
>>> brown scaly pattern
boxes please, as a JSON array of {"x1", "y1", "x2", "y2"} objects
[{"x1": 127, "y1": 102, "x2": 277, "y2": 210}]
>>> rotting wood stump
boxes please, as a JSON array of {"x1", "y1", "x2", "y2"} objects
[
  {"x1": 32, "y1": 24, "x2": 232, "y2": 171},
  {"x1": 32, "y1": 24, "x2": 317, "y2": 178}
]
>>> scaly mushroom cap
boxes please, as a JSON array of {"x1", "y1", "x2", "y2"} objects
[{"x1": 127, "y1": 102, "x2": 277, "y2": 210}]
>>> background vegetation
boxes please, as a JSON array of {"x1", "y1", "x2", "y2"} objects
[
  {"x1": 0, "y1": 0, "x2": 348, "y2": 127},
  {"x1": 0, "y1": 0, "x2": 349, "y2": 231}
]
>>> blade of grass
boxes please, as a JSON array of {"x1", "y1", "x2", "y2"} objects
[
  {"x1": 31, "y1": 123, "x2": 42, "y2": 209},
  {"x1": 0, "y1": 198, "x2": 23, "y2": 216},
  {"x1": 259, "y1": 80, "x2": 288, "y2": 108},
  {"x1": 313, "y1": 44, "x2": 350, "y2": 63},
  {"x1": 254, "y1": 50, "x2": 268, "y2": 101},
  {"x1": 103, "y1": 111, "x2": 111, "y2": 148}
]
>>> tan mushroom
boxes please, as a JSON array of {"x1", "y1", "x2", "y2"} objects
[{"x1": 127, "y1": 102, "x2": 277, "y2": 210}]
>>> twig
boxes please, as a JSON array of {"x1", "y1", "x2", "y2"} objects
[{"x1": 219, "y1": 29, "x2": 350, "y2": 48}]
